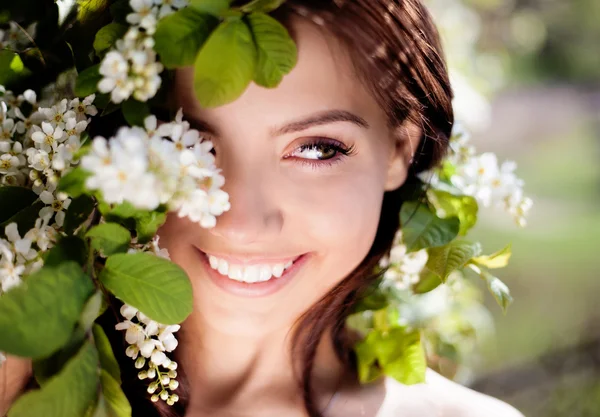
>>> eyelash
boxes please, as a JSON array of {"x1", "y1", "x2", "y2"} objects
[
  {"x1": 284, "y1": 138, "x2": 357, "y2": 169},
  {"x1": 199, "y1": 135, "x2": 356, "y2": 169}
]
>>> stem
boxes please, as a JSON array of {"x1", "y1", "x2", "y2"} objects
[{"x1": 12, "y1": 22, "x2": 46, "y2": 67}]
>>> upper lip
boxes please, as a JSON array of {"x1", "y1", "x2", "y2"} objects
[{"x1": 196, "y1": 247, "x2": 304, "y2": 265}]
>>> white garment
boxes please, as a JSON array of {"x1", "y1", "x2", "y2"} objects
[{"x1": 375, "y1": 369, "x2": 525, "y2": 417}]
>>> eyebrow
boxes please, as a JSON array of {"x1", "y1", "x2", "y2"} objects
[
  {"x1": 185, "y1": 109, "x2": 370, "y2": 137},
  {"x1": 271, "y1": 109, "x2": 370, "y2": 136}
]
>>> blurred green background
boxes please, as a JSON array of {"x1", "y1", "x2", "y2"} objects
[{"x1": 428, "y1": 0, "x2": 600, "y2": 415}]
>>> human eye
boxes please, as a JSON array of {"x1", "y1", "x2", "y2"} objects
[{"x1": 283, "y1": 137, "x2": 356, "y2": 168}]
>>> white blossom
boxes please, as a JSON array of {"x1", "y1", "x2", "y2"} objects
[
  {"x1": 69, "y1": 94, "x2": 98, "y2": 121},
  {"x1": 0, "y1": 153, "x2": 21, "y2": 174},
  {"x1": 0, "y1": 117, "x2": 15, "y2": 142},
  {"x1": 39, "y1": 190, "x2": 72, "y2": 227},
  {"x1": 24, "y1": 215, "x2": 57, "y2": 252},
  {"x1": 380, "y1": 230, "x2": 429, "y2": 292},
  {"x1": 155, "y1": 0, "x2": 189, "y2": 19},
  {"x1": 14, "y1": 107, "x2": 44, "y2": 135},
  {"x1": 127, "y1": 0, "x2": 158, "y2": 33},
  {"x1": 39, "y1": 99, "x2": 75, "y2": 129},
  {"x1": 31, "y1": 122, "x2": 64, "y2": 152}
]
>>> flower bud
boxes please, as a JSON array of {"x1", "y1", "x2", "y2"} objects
[
  {"x1": 147, "y1": 368, "x2": 156, "y2": 379},
  {"x1": 160, "y1": 390, "x2": 169, "y2": 401},
  {"x1": 167, "y1": 370, "x2": 177, "y2": 379},
  {"x1": 147, "y1": 382, "x2": 159, "y2": 394},
  {"x1": 138, "y1": 371, "x2": 148, "y2": 380},
  {"x1": 160, "y1": 375, "x2": 170, "y2": 385},
  {"x1": 170, "y1": 394, "x2": 179, "y2": 403},
  {"x1": 169, "y1": 380, "x2": 179, "y2": 390},
  {"x1": 135, "y1": 357, "x2": 146, "y2": 369},
  {"x1": 151, "y1": 394, "x2": 159, "y2": 403},
  {"x1": 168, "y1": 361, "x2": 178, "y2": 371},
  {"x1": 125, "y1": 345, "x2": 139, "y2": 359}
]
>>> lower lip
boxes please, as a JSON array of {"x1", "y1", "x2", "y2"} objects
[{"x1": 195, "y1": 249, "x2": 310, "y2": 298}]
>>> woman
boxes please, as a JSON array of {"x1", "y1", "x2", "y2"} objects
[{"x1": 1, "y1": 1, "x2": 525, "y2": 416}]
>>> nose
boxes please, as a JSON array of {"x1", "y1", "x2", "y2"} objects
[{"x1": 208, "y1": 165, "x2": 283, "y2": 245}]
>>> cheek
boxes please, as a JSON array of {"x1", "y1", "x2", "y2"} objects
[{"x1": 284, "y1": 161, "x2": 388, "y2": 274}]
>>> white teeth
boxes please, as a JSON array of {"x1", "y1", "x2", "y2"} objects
[
  {"x1": 272, "y1": 264, "x2": 284, "y2": 278},
  {"x1": 228, "y1": 265, "x2": 242, "y2": 280},
  {"x1": 205, "y1": 255, "x2": 297, "y2": 283},
  {"x1": 217, "y1": 259, "x2": 229, "y2": 275}
]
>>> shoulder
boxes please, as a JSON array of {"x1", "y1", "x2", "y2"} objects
[{"x1": 378, "y1": 368, "x2": 524, "y2": 417}]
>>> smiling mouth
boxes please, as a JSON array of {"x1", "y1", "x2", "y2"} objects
[{"x1": 200, "y1": 252, "x2": 302, "y2": 284}]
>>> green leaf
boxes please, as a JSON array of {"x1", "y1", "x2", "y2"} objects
[
  {"x1": 427, "y1": 189, "x2": 478, "y2": 236},
  {"x1": 377, "y1": 328, "x2": 427, "y2": 385},
  {"x1": 92, "y1": 324, "x2": 121, "y2": 383},
  {"x1": 239, "y1": 0, "x2": 286, "y2": 12},
  {"x1": 75, "y1": 64, "x2": 102, "y2": 97},
  {"x1": 100, "y1": 370, "x2": 132, "y2": 417},
  {"x1": 0, "y1": 200, "x2": 45, "y2": 237},
  {"x1": 135, "y1": 210, "x2": 167, "y2": 243},
  {"x1": 58, "y1": 166, "x2": 93, "y2": 197},
  {"x1": 63, "y1": 195, "x2": 96, "y2": 235},
  {"x1": 8, "y1": 341, "x2": 99, "y2": 417},
  {"x1": 480, "y1": 269, "x2": 514, "y2": 314},
  {"x1": 0, "y1": 50, "x2": 30, "y2": 86},
  {"x1": 154, "y1": 7, "x2": 218, "y2": 69},
  {"x1": 189, "y1": 0, "x2": 230, "y2": 16},
  {"x1": 352, "y1": 285, "x2": 389, "y2": 314},
  {"x1": 472, "y1": 244, "x2": 512, "y2": 269},
  {"x1": 77, "y1": 0, "x2": 110, "y2": 22},
  {"x1": 94, "y1": 23, "x2": 128, "y2": 55},
  {"x1": 354, "y1": 333, "x2": 383, "y2": 383},
  {"x1": 400, "y1": 201, "x2": 460, "y2": 252},
  {"x1": 0, "y1": 186, "x2": 38, "y2": 224},
  {"x1": 194, "y1": 19, "x2": 257, "y2": 107},
  {"x1": 99, "y1": 252, "x2": 193, "y2": 324},
  {"x1": 99, "y1": 201, "x2": 167, "y2": 244},
  {"x1": 86, "y1": 223, "x2": 131, "y2": 257},
  {"x1": 44, "y1": 236, "x2": 88, "y2": 267},
  {"x1": 32, "y1": 326, "x2": 87, "y2": 386},
  {"x1": 121, "y1": 99, "x2": 150, "y2": 127},
  {"x1": 355, "y1": 326, "x2": 426, "y2": 385},
  {"x1": 413, "y1": 268, "x2": 442, "y2": 294},
  {"x1": 90, "y1": 394, "x2": 110, "y2": 417},
  {"x1": 0, "y1": 262, "x2": 94, "y2": 358},
  {"x1": 426, "y1": 240, "x2": 482, "y2": 282},
  {"x1": 79, "y1": 291, "x2": 104, "y2": 332},
  {"x1": 246, "y1": 12, "x2": 297, "y2": 88}
]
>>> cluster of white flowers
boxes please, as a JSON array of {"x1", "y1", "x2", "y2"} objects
[
  {"x1": 379, "y1": 230, "x2": 429, "y2": 292},
  {"x1": 81, "y1": 109, "x2": 230, "y2": 228},
  {"x1": 0, "y1": 219, "x2": 57, "y2": 295},
  {"x1": 128, "y1": 235, "x2": 171, "y2": 259},
  {"x1": 0, "y1": 85, "x2": 97, "y2": 227},
  {"x1": 420, "y1": 124, "x2": 533, "y2": 227},
  {"x1": 98, "y1": 0, "x2": 188, "y2": 104},
  {"x1": 116, "y1": 303, "x2": 181, "y2": 405}
]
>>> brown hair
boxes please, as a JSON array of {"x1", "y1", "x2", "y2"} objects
[{"x1": 102, "y1": 1, "x2": 454, "y2": 416}]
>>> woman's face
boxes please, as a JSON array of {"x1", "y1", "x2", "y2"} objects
[{"x1": 157, "y1": 17, "x2": 414, "y2": 336}]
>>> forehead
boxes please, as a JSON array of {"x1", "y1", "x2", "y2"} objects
[{"x1": 173, "y1": 17, "x2": 386, "y2": 132}]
